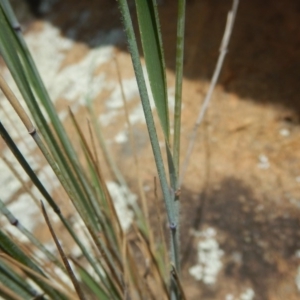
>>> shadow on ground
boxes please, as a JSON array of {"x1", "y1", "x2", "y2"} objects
[
  {"x1": 181, "y1": 177, "x2": 300, "y2": 299},
  {"x1": 21, "y1": 0, "x2": 300, "y2": 118}
]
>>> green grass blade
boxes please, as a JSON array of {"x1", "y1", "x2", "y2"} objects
[
  {"x1": 0, "y1": 7, "x2": 85, "y2": 211},
  {"x1": 133, "y1": 3, "x2": 180, "y2": 257},
  {"x1": 0, "y1": 122, "x2": 60, "y2": 214},
  {"x1": 173, "y1": 0, "x2": 186, "y2": 175},
  {"x1": 41, "y1": 202, "x2": 87, "y2": 300},
  {"x1": 0, "y1": 1, "x2": 80, "y2": 169},
  {"x1": 0, "y1": 199, "x2": 65, "y2": 271},
  {"x1": 117, "y1": 0, "x2": 179, "y2": 276},
  {"x1": 0, "y1": 122, "x2": 107, "y2": 288},
  {"x1": 72, "y1": 259, "x2": 110, "y2": 300},
  {"x1": 117, "y1": 0, "x2": 175, "y2": 228},
  {"x1": 0, "y1": 3, "x2": 99, "y2": 229},
  {"x1": 134, "y1": 0, "x2": 169, "y2": 141},
  {"x1": 0, "y1": 231, "x2": 67, "y2": 299},
  {"x1": 0, "y1": 262, "x2": 37, "y2": 299}
]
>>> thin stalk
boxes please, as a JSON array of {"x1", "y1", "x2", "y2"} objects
[
  {"x1": 172, "y1": 1, "x2": 186, "y2": 266},
  {"x1": 1, "y1": 0, "x2": 85, "y2": 186},
  {"x1": 0, "y1": 75, "x2": 111, "y2": 285},
  {"x1": 0, "y1": 261, "x2": 38, "y2": 298},
  {"x1": 78, "y1": 138, "x2": 125, "y2": 274},
  {"x1": 0, "y1": 281, "x2": 23, "y2": 300},
  {"x1": 70, "y1": 258, "x2": 110, "y2": 299},
  {"x1": 70, "y1": 113, "x2": 127, "y2": 283},
  {"x1": 86, "y1": 97, "x2": 142, "y2": 223},
  {"x1": 41, "y1": 202, "x2": 87, "y2": 300},
  {"x1": 0, "y1": 38, "x2": 97, "y2": 229},
  {"x1": 0, "y1": 199, "x2": 64, "y2": 271},
  {"x1": 173, "y1": 0, "x2": 186, "y2": 176},
  {"x1": 136, "y1": 226, "x2": 169, "y2": 299},
  {"x1": 68, "y1": 109, "x2": 104, "y2": 228},
  {"x1": 0, "y1": 236, "x2": 67, "y2": 299},
  {"x1": 86, "y1": 102, "x2": 126, "y2": 189},
  {"x1": 153, "y1": 177, "x2": 168, "y2": 279},
  {"x1": 0, "y1": 100, "x2": 33, "y2": 157},
  {"x1": 116, "y1": 0, "x2": 178, "y2": 271},
  {"x1": 85, "y1": 224, "x2": 123, "y2": 299},
  {"x1": 121, "y1": 235, "x2": 132, "y2": 299},
  {"x1": 113, "y1": 56, "x2": 151, "y2": 238},
  {"x1": 80, "y1": 147, "x2": 121, "y2": 253},
  {"x1": 0, "y1": 75, "x2": 34, "y2": 133},
  {"x1": 171, "y1": 264, "x2": 187, "y2": 300},
  {"x1": 180, "y1": 0, "x2": 240, "y2": 185},
  {"x1": 2, "y1": 156, "x2": 40, "y2": 207},
  {"x1": 125, "y1": 242, "x2": 146, "y2": 299},
  {"x1": 0, "y1": 253, "x2": 71, "y2": 299},
  {"x1": 0, "y1": 122, "x2": 109, "y2": 291},
  {"x1": 0, "y1": 3, "x2": 100, "y2": 232},
  {"x1": 87, "y1": 119, "x2": 100, "y2": 182}
]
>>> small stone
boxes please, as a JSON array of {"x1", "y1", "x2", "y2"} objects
[
  {"x1": 279, "y1": 128, "x2": 290, "y2": 137},
  {"x1": 258, "y1": 154, "x2": 270, "y2": 169}
]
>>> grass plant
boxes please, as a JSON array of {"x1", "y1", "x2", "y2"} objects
[{"x1": 0, "y1": 0, "x2": 239, "y2": 299}]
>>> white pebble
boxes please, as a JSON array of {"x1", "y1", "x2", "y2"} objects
[{"x1": 279, "y1": 128, "x2": 290, "y2": 137}]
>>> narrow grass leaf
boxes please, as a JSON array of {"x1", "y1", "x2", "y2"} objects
[
  {"x1": 0, "y1": 263, "x2": 35, "y2": 299},
  {"x1": 0, "y1": 4, "x2": 99, "y2": 235},
  {"x1": 134, "y1": 0, "x2": 169, "y2": 141},
  {"x1": 171, "y1": 264, "x2": 187, "y2": 300},
  {"x1": 71, "y1": 258, "x2": 110, "y2": 300},
  {"x1": 173, "y1": 0, "x2": 186, "y2": 175},
  {"x1": 0, "y1": 199, "x2": 64, "y2": 271},
  {"x1": 114, "y1": 56, "x2": 151, "y2": 238},
  {"x1": 116, "y1": 0, "x2": 178, "y2": 273},
  {"x1": 0, "y1": 234, "x2": 66, "y2": 299},
  {"x1": 0, "y1": 122, "x2": 61, "y2": 214},
  {"x1": 0, "y1": 122, "x2": 106, "y2": 289},
  {"x1": 136, "y1": 226, "x2": 169, "y2": 299},
  {"x1": 0, "y1": 280, "x2": 24, "y2": 300},
  {"x1": 115, "y1": 7, "x2": 184, "y2": 299},
  {"x1": 41, "y1": 201, "x2": 87, "y2": 300}
]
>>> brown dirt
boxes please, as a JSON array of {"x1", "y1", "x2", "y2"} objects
[{"x1": 6, "y1": 0, "x2": 300, "y2": 299}]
